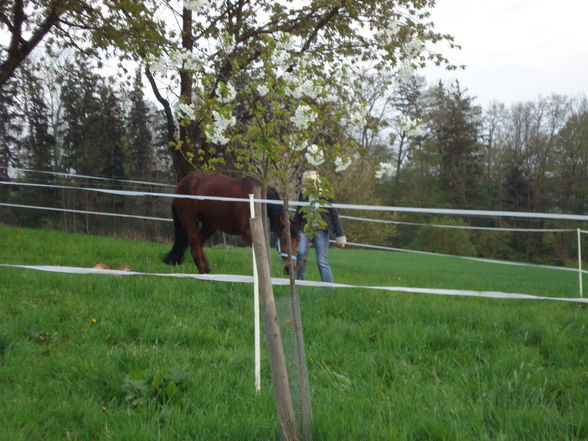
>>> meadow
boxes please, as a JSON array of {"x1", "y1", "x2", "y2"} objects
[{"x1": 0, "y1": 224, "x2": 587, "y2": 441}]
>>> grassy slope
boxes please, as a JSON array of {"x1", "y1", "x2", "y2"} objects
[{"x1": 0, "y1": 224, "x2": 587, "y2": 441}]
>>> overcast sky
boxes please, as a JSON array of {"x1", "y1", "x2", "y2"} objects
[{"x1": 421, "y1": 0, "x2": 588, "y2": 107}]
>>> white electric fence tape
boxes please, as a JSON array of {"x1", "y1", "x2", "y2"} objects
[
  {"x1": 338, "y1": 241, "x2": 588, "y2": 274},
  {"x1": 3, "y1": 180, "x2": 588, "y2": 221},
  {"x1": 0, "y1": 180, "x2": 284, "y2": 205},
  {"x1": 8, "y1": 167, "x2": 175, "y2": 188},
  {"x1": 0, "y1": 202, "x2": 172, "y2": 222},
  {"x1": 1, "y1": 264, "x2": 586, "y2": 304},
  {"x1": 5, "y1": 201, "x2": 579, "y2": 234},
  {"x1": 340, "y1": 240, "x2": 588, "y2": 274},
  {"x1": 339, "y1": 214, "x2": 576, "y2": 233}
]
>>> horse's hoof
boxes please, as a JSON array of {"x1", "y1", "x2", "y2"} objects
[{"x1": 163, "y1": 254, "x2": 182, "y2": 265}]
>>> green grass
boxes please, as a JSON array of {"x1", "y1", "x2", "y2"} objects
[{"x1": 0, "y1": 224, "x2": 587, "y2": 441}]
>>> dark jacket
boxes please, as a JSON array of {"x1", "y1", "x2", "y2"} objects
[{"x1": 294, "y1": 194, "x2": 345, "y2": 238}]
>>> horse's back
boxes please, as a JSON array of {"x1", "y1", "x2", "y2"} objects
[
  {"x1": 191, "y1": 174, "x2": 259, "y2": 198},
  {"x1": 174, "y1": 173, "x2": 260, "y2": 235}
]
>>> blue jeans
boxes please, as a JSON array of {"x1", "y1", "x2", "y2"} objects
[{"x1": 296, "y1": 229, "x2": 334, "y2": 283}]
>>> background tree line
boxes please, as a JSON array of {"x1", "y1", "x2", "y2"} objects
[
  {"x1": 334, "y1": 75, "x2": 587, "y2": 266},
  {"x1": 1, "y1": 56, "x2": 175, "y2": 240},
  {"x1": 1, "y1": 57, "x2": 586, "y2": 265}
]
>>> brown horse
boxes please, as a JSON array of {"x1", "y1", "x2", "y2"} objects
[{"x1": 163, "y1": 170, "x2": 300, "y2": 274}]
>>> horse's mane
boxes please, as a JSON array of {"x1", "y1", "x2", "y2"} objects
[{"x1": 266, "y1": 187, "x2": 282, "y2": 235}]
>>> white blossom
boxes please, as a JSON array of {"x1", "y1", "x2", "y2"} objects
[
  {"x1": 375, "y1": 162, "x2": 396, "y2": 179},
  {"x1": 209, "y1": 130, "x2": 229, "y2": 145},
  {"x1": 397, "y1": 63, "x2": 415, "y2": 82},
  {"x1": 317, "y1": 89, "x2": 339, "y2": 104},
  {"x1": 274, "y1": 67, "x2": 286, "y2": 79},
  {"x1": 375, "y1": 19, "x2": 400, "y2": 45},
  {"x1": 271, "y1": 48, "x2": 289, "y2": 70},
  {"x1": 169, "y1": 49, "x2": 201, "y2": 71},
  {"x1": 291, "y1": 105, "x2": 317, "y2": 130},
  {"x1": 184, "y1": 0, "x2": 208, "y2": 13},
  {"x1": 147, "y1": 56, "x2": 170, "y2": 75},
  {"x1": 334, "y1": 156, "x2": 352, "y2": 172},
  {"x1": 177, "y1": 103, "x2": 196, "y2": 120},
  {"x1": 408, "y1": 124, "x2": 424, "y2": 138},
  {"x1": 207, "y1": 110, "x2": 236, "y2": 146},
  {"x1": 256, "y1": 84, "x2": 270, "y2": 97},
  {"x1": 397, "y1": 114, "x2": 423, "y2": 137},
  {"x1": 286, "y1": 79, "x2": 313, "y2": 99},
  {"x1": 296, "y1": 78, "x2": 321, "y2": 99},
  {"x1": 305, "y1": 144, "x2": 324, "y2": 167},
  {"x1": 291, "y1": 139, "x2": 308, "y2": 152},
  {"x1": 213, "y1": 110, "x2": 236, "y2": 130},
  {"x1": 403, "y1": 38, "x2": 424, "y2": 60},
  {"x1": 216, "y1": 81, "x2": 236, "y2": 103},
  {"x1": 281, "y1": 70, "x2": 297, "y2": 88},
  {"x1": 397, "y1": 115, "x2": 416, "y2": 131}
]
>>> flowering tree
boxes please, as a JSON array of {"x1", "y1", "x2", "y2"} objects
[{"x1": 144, "y1": 0, "x2": 458, "y2": 178}]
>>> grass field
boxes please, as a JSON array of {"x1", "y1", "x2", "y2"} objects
[{"x1": 0, "y1": 224, "x2": 587, "y2": 441}]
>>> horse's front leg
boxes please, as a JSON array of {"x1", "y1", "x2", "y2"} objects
[{"x1": 186, "y1": 227, "x2": 210, "y2": 274}]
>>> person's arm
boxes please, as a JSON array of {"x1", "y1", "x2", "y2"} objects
[{"x1": 328, "y1": 205, "x2": 346, "y2": 248}]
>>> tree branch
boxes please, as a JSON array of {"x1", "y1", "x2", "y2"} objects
[
  {"x1": 144, "y1": 65, "x2": 176, "y2": 145},
  {"x1": 0, "y1": 0, "x2": 64, "y2": 89}
]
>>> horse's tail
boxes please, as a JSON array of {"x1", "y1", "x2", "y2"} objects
[{"x1": 163, "y1": 204, "x2": 188, "y2": 265}]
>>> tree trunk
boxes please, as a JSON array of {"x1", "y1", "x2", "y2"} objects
[{"x1": 250, "y1": 215, "x2": 299, "y2": 441}]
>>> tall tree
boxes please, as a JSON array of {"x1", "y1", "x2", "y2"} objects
[
  {"x1": 60, "y1": 59, "x2": 126, "y2": 178},
  {"x1": 98, "y1": 86, "x2": 126, "y2": 179},
  {"x1": 126, "y1": 70, "x2": 154, "y2": 180},
  {"x1": 60, "y1": 60, "x2": 101, "y2": 174},
  {"x1": 18, "y1": 67, "x2": 55, "y2": 172},
  {"x1": 424, "y1": 81, "x2": 482, "y2": 208},
  {"x1": 390, "y1": 74, "x2": 426, "y2": 185}
]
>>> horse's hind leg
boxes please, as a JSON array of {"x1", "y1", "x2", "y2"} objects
[
  {"x1": 186, "y1": 226, "x2": 210, "y2": 274},
  {"x1": 198, "y1": 223, "x2": 216, "y2": 273},
  {"x1": 163, "y1": 203, "x2": 188, "y2": 265}
]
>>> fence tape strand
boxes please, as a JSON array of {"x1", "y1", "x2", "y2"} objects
[
  {"x1": 340, "y1": 241, "x2": 588, "y2": 274},
  {"x1": 1, "y1": 263, "x2": 586, "y2": 304},
  {"x1": 339, "y1": 214, "x2": 576, "y2": 232},
  {"x1": 0, "y1": 202, "x2": 171, "y2": 222},
  {"x1": 2, "y1": 180, "x2": 588, "y2": 221},
  {"x1": 7, "y1": 167, "x2": 175, "y2": 188}
]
